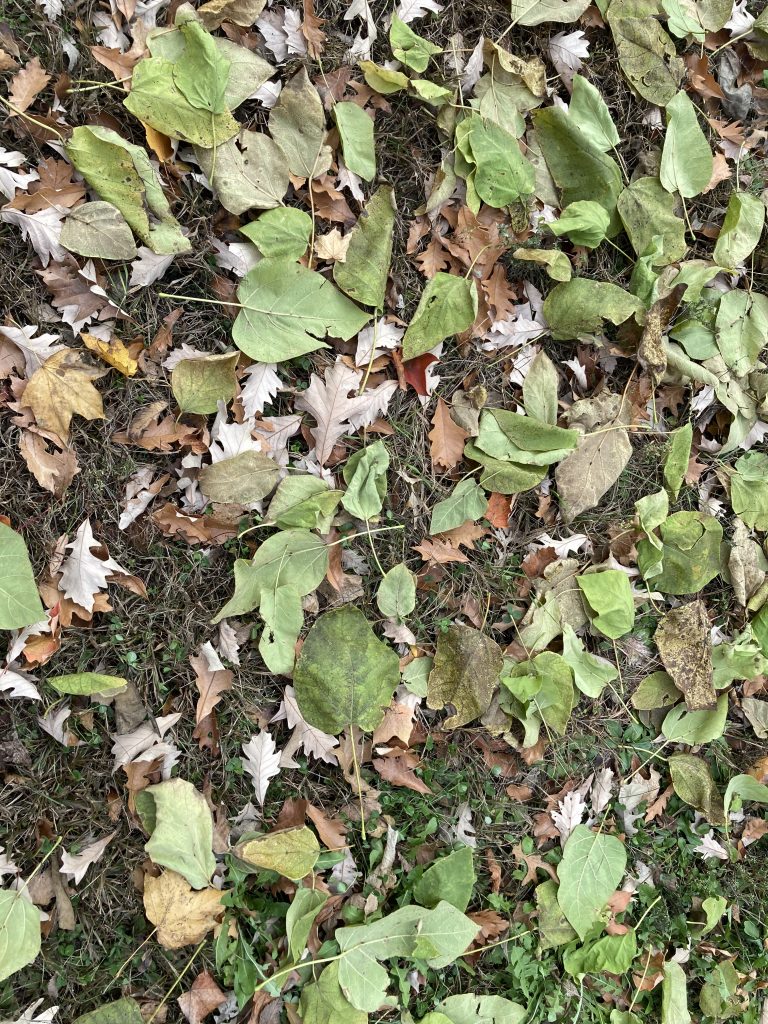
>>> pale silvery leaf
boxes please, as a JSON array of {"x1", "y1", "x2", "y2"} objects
[
  {"x1": 395, "y1": 0, "x2": 444, "y2": 22},
  {"x1": 461, "y1": 36, "x2": 485, "y2": 94},
  {"x1": 36, "y1": 0, "x2": 63, "y2": 20},
  {"x1": 217, "y1": 620, "x2": 242, "y2": 666},
  {"x1": 337, "y1": 163, "x2": 365, "y2": 201},
  {"x1": 212, "y1": 239, "x2": 260, "y2": 278},
  {"x1": 110, "y1": 712, "x2": 182, "y2": 769},
  {"x1": 0, "y1": 207, "x2": 68, "y2": 267},
  {"x1": 532, "y1": 532, "x2": 589, "y2": 556},
  {"x1": 128, "y1": 247, "x2": 175, "y2": 289},
  {"x1": 694, "y1": 830, "x2": 729, "y2": 860},
  {"x1": 5, "y1": 999, "x2": 59, "y2": 1023},
  {"x1": 242, "y1": 730, "x2": 281, "y2": 805},
  {"x1": 271, "y1": 685, "x2": 339, "y2": 767},
  {"x1": 452, "y1": 803, "x2": 477, "y2": 847},
  {"x1": 0, "y1": 148, "x2": 39, "y2": 200},
  {"x1": 59, "y1": 519, "x2": 129, "y2": 613},
  {"x1": 253, "y1": 414, "x2": 302, "y2": 467},
  {"x1": 589, "y1": 767, "x2": 615, "y2": 817},
  {"x1": 549, "y1": 30, "x2": 590, "y2": 87},
  {"x1": 0, "y1": 324, "x2": 65, "y2": 376},
  {"x1": 252, "y1": 80, "x2": 282, "y2": 107},
  {"x1": 118, "y1": 467, "x2": 165, "y2": 530},
  {"x1": 37, "y1": 705, "x2": 82, "y2": 747},
  {"x1": 725, "y1": 0, "x2": 754, "y2": 34},
  {"x1": 0, "y1": 667, "x2": 41, "y2": 701},
  {"x1": 60, "y1": 831, "x2": 116, "y2": 885},
  {"x1": 552, "y1": 789, "x2": 587, "y2": 844},
  {"x1": 240, "y1": 362, "x2": 282, "y2": 417},
  {"x1": 355, "y1": 319, "x2": 404, "y2": 367}
]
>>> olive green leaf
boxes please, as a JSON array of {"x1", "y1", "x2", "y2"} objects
[
  {"x1": 402, "y1": 273, "x2": 478, "y2": 361},
  {"x1": 509, "y1": 0, "x2": 591, "y2": 26},
  {"x1": 557, "y1": 825, "x2": 627, "y2": 941},
  {"x1": 512, "y1": 247, "x2": 572, "y2": 281},
  {"x1": 562, "y1": 624, "x2": 619, "y2": 698},
  {"x1": 389, "y1": 14, "x2": 441, "y2": 72},
  {"x1": 456, "y1": 114, "x2": 535, "y2": 208},
  {"x1": 609, "y1": 16, "x2": 684, "y2": 107},
  {"x1": 196, "y1": 131, "x2": 291, "y2": 214},
  {"x1": 268, "y1": 68, "x2": 332, "y2": 179},
  {"x1": 715, "y1": 290, "x2": 768, "y2": 378},
  {"x1": 267, "y1": 476, "x2": 342, "y2": 531},
  {"x1": 568, "y1": 75, "x2": 620, "y2": 152},
  {"x1": 60, "y1": 201, "x2": 138, "y2": 261},
  {"x1": 401, "y1": 656, "x2": 432, "y2": 697},
  {"x1": 173, "y1": 16, "x2": 230, "y2": 114},
  {"x1": 342, "y1": 440, "x2": 390, "y2": 521},
  {"x1": 550, "y1": 200, "x2": 611, "y2": 248},
  {"x1": 577, "y1": 570, "x2": 635, "y2": 639},
  {"x1": 334, "y1": 186, "x2": 395, "y2": 309},
  {"x1": 0, "y1": 889, "x2": 41, "y2": 983},
  {"x1": 429, "y1": 479, "x2": 488, "y2": 535},
  {"x1": 564, "y1": 929, "x2": 637, "y2": 977},
  {"x1": 377, "y1": 563, "x2": 416, "y2": 622},
  {"x1": 414, "y1": 847, "x2": 475, "y2": 912},
  {"x1": 0, "y1": 522, "x2": 45, "y2": 630},
  {"x1": 259, "y1": 583, "x2": 302, "y2": 675},
  {"x1": 466, "y1": 443, "x2": 546, "y2": 495},
  {"x1": 171, "y1": 352, "x2": 239, "y2": 414},
  {"x1": 73, "y1": 999, "x2": 144, "y2": 1024},
  {"x1": 299, "y1": 961, "x2": 366, "y2": 1024},
  {"x1": 359, "y1": 61, "x2": 410, "y2": 95},
  {"x1": 434, "y1": 994, "x2": 526, "y2": 1024},
  {"x1": 199, "y1": 451, "x2": 281, "y2": 504},
  {"x1": 660, "y1": 91, "x2": 713, "y2": 198},
  {"x1": 294, "y1": 606, "x2": 400, "y2": 734},
  {"x1": 427, "y1": 624, "x2": 503, "y2": 730},
  {"x1": 212, "y1": 529, "x2": 329, "y2": 622},
  {"x1": 236, "y1": 826, "x2": 320, "y2": 880},
  {"x1": 631, "y1": 671, "x2": 680, "y2": 711},
  {"x1": 138, "y1": 778, "x2": 216, "y2": 889},
  {"x1": 617, "y1": 176, "x2": 688, "y2": 265},
  {"x1": 661, "y1": 694, "x2": 728, "y2": 744},
  {"x1": 637, "y1": 511, "x2": 723, "y2": 594},
  {"x1": 661, "y1": 962, "x2": 691, "y2": 1024},
  {"x1": 536, "y1": 879, "x2": 578, "y2": 950},
  {"x1": 668, "y1": 754, "x2": 725, "y2": 824},
  {"x1": 48, "y1": 673, "x2": 127, "y2": 698},
  {"x1": 523, "y1": 351, "x2": 559, "y2": 425},
  {"x1": 663, "y1": 423, "x2": 693, "y2": 499},
  {"x1": 474, "y1": 409, "x2": 578, "y2": 466},
  {"x1": 286, "y1": 887, "x2": 328, "y2": 962},
  {"x1": 542, "y1": 279, "x2": 642, "y2": 341},
  {"x1": 533, "y1": 107, "x2": 623, "y2": 234},
  {"x1": 655, "y1": 600, "x2": 715, "y2": 710},
  {"x1": 240, "y1": 208, "x2": 312, "y2": 260},
  {"x1": 713, "y1": 191, "x2": 765, "y2": 269},
  {"x1": 65, "y1": 126, "x2": 190, "y2": 255},
  {"x1": 334, "y1": 101, "x2": 376, "y2": 180},
  {"x1": 232, "y1": 258, "x2": 370, "y2": 363},
  {"x1": 501, "y1": 651, "x2": 574, "y2": 746}
]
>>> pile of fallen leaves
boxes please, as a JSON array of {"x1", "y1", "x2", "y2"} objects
[{"x1": 3, "y1": 0, "x2": 768, "y2": 1021}]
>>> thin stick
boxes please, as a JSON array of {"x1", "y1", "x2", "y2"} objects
[{"x1": 349, "y1": 724, "x2": 367, "y2": 842}]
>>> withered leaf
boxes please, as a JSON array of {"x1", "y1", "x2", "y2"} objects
[{"x1": 655, "y1": 600, "x2": 715, "y2": 711}]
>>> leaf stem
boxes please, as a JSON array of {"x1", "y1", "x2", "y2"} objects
[
  {"x1": 0, "y1": 95, "x2": 66, "y2": 142},
  {"x1": 349, "y1": 724, "x2": 367, "y2": 842}
]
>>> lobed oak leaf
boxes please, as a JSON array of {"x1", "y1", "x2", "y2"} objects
[
  {"x1": 58, "y1": 519, "x2": 129, "y2": 613},
  {"x1": 8, "y1": 57, "x2": 50, "y2": 114},
  {"x1": 429, "y1": 397, "x2": 468, "y2": 471},
  {"x1": 59, "y1": 831, "x2": 116, "y2": 886},
  {"x1": 413, "y1": 537, "x2": 469, "y2": 564},
  {"x1": 242, "y1": 730, "x2": 281, "y2": 806},
  {"x1": 271, "y1": 685, "x2": 339, "y2": 768}
]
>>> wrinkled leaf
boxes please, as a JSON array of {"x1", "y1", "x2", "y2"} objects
[
  {"x1": 427, "y1": 624, "x2": 503, "y2": 729},
  {"x1": 402, "y1": 273, "x2": 478, "y2": 361}
]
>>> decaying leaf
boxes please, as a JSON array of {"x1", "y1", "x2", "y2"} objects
[
  {"x1": 655, "y1": 600, "x2": 716, "y2": 711},
  {"x1": 427, "y1": 624, "x2": 503, "y2": 729}
]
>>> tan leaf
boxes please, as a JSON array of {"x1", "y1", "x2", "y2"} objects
[
  {"x1": 429, "y1": 397, "x2": 468, "y2": 471},
  {"x1": 314, "y1": 228, "x2": 351, "y2": 263},
  {"x1": 178, "y1": 970, "x2": 227, "y2": 1024},
  {"x1": 36, "y1": 256, "x2": 120, "y2": 332},
  {"x1": 469, "y1": 909, "x2": 509, "y2": 944},
  {"x1": 373, "y1": 750, "x2": 432, "y2": 793},
  {"x1": 301, "y1": 0, "x2": 327, "y2": 58},
  {"x1": 485, "y1": 492, "x2": 513, "y2": 528},
  {"x1": 702, "y1": 152, "x2": 732, "y2": 194},
  {"x1": 90, "y1": 45, "x2": 140, "y2": 82},
  {"x1": 151, "y1": 504, "x2": 239, "y2": 545},
  {"x1": 60, "y1": 831, "x2": 117, "y2": 885},
  {"x1": 413, "y1": 537, "x2": 469, "y2": 564},
  {"x1": 372, "y1": 700, "x2": 417, "y2": 746},
  {"x1": 10, "y1": 159, "x2": 86, "y2": 213},
  {"x1": 9, "y1": 57, "x2": 50, "y2": 114},
  {"x1": 143, "y1": 870, "x2": 224, "y2": 949},
  {"x1": 23, "y1": 349, "x2": 107, "y2": 441},
  {"x1": 19, "y1": 429, "x2": 79, "y2": 498},
  {"x1": 306, "y1": 803, "x2": 348, "y2": 851},
  {"x1": 190, "y1": 643, "x2": 233, "y2": 727},
  {"x1": 437, "y1": 521, "x2": 487, "y2": 550}
]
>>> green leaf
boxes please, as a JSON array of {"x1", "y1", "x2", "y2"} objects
[
  {"x1": 267, "y1": 476, "x2": 342, "y2": 531},
  {"x1": 457, "y1": 114, "x2": 535, "y2": 208},
  {"x1": 533, "y1": 106, "x2": 623, "y2": 234},
  {"x1": 700, "y1": 895, "x2": 727, "y2": 934},
  {"x1": 268, "y1": 68, "x2": 332, "y2": 179},
  {"x1": 661, "y1": 961, "x2": 691, "y2": 1024},
  {"x1": 564, "y1": 928, "x2": 637, "y2": 976},
  {"x1": 72, "y1": 999, "x2": 144, "y2": 1024},
  {"x1": 233, "y1": 258, "x2": 370, "y2": 363},
  {"x1": 663, "y1": 423, "x2": 693, "y2": 498},
  {"x1": 609, "y1": 16, "x2": 684, "y2": 107},
  {"x1": 333, "y1": 186, "x2": 395, "y2": 309},
  {"x1": 475, "y1": 409, "x2": 578, "y2": 466},
  {"x1": 536, "y1": 880, "x2": 578, "y2": 950},
  {"x1": 240, "y1": 208, "x2": 312, "y2": 260},
  {"x1": 65, "y1": 126, "x2": 190, "y2": 255},
  {"x1": 637, "y1": 511, "x2": 723, "y2": 595},
  {"x1": 140, "y1": 778, "x2": 216, "y2": 889},
  {"x1": 550, "y1": 200, "x2": 611, "y2": 248},
  {"x1": 402, "y1": 273, "x2": 478, "y2": 361},
  {"x1": 434, "y1": 994, "x2": 526, "y2": 1024},
  {"x1": 389, "y1": 14, "x2": 441, "y2": 71},
  {"x1": 712, "y1": 631, "x2": 768, "y2": 688},
  {"x1": 501, "y1": 652, "x2": 574, "y2": 745},
  {"x1": 299, "y1": 961, "x2": 367, "y2": 1024},
  {"x1": 660, "y1": 91, "x2": 712, "y2": 198},
  {"x1": 731, "y1": 452, "x2": 768, "y2": 531},
  {"x1": 568, "y1": 75, "x2": 620, "y2": 152},
  {"x1": 174, "y1": 17, "x2": 230, "y2": 113},
  {"x1": 556, "y1": 825, "x2": 627, "y2": 941},
  {"x1": 402, "y1": 656, "x2": 432, "y2": 696},
  {"x1": 124, "y1": 57, "x2": 238, "y2": 147},
  {"x1": 171, "y1": 352, "x2": 239, "y2": 414},
  {"x1": 509, "y1": 0, "x2": 591, "y2": 25},
  {"x1": 411, "y1": 79, "x2": 453, "y2": 106},
  {"x1": 196, "y1": 130, "x2": 290, "y2": 214},
  {"x1": 512, "y1": 247, "x2": 572, "y2": 281},
  {"x1": 715, "y1": 290, "x2": 768, "y2": 378},
  {"x1": 377, "y1": 563, "x2": 416, "y2": 622},
  {"x1": 294, "y1": 606, "x2": 400, "y2": 734},
  {"x1": 427, "y1": 624, "x2": 503, "y2": 729},
  {"x1": 617, "y1": 176, "x2": 688, "y2": 265},
  {"x1": 286, "y1": 888, "x2": 328, "y2": 962},
  {"x1": 359, "y1": 61, "x2": 410, "y2": 95},
  {"x1": 198, "y1": 450, "x2": 281, "y2": 504},
  {"x1": 661, "y1": 694, "x2": 728, "y2": 744},
  {"x1": 47, "y1": 673, "x2": 127, "y2": 698},
  {"x1": 542, "y1": 279, "x2": 642, "y2": 341},
  {"x1": 334, "y1": 101, "x2": 376, "y2": 180},
  {"x1": 0, "y1": 522, "x2": 44, "y2": 630},
  {"x1": 669, "y1": 754, "x2": 725, "y2": 824},
  {"x1": 631, "y1": 671, "x2": 680, "y2": 710},
  {"x1": 342, "y1": 440, "x2": 389, "y2": 521},
  {"x1": 259, "y1": 583, "x2": 302, "y2": 675},
  {"x1": 429, "y1": 480, "x2": 488, "y2": 535},
  {"x1": 523, "y1": 351, "x2": 559, "y2": 425},
  {"x1": 713, "y1": 191, "x2": 765, "y2": 269},
  {"x1": 466, "y1": 443, "x2": 546, "y2": 495},
  {"x1": 414, "y1": 847, "x2": 475, "y2": 912},
  {"x1": 59, "y1": 201, "x2": 137, "y2": 261},
  {"x1": 335, "y1": 901, "x2": 479, "y2": 1011},
  {"x1": 577, "y1": 571, "x2": 635, "y2": 639},
  {"x1": 723, "y1": 773, "x2": 768, "y2": 819},
  {"x1": 635, "y1": 489, "x2": 669, "y2": 582},
  {"x1": 213, "y1": 529, "x2": 329, "y2": 622},
  {"x1": 0, "y1": 889, "x2": 41, "y2": 983},
  {"x1": 562, "y1": 624, "x2": 618, "y2": 698},
  {"x1": 662, "y1": 0, "x2": 706, "y2": 39},
  {"x1": 236, "y1": 826, "x2": 320, "y2": 880}
]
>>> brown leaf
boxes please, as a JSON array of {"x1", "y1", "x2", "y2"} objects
[
  {"x1": 373, "y1": 750, "x2": 432, "y2": 793},
  {"x1": 301, "y1": 0, "x2": 326, "y2": 58},
  {"x1": 429, "y1": 397, "x2": 468, "y2": 471},
  {"x1": 644, "y1": 783, "x2": 673, "y2": 823},
  {"x1": 506, "y1": 783, "x2": 534, "y2": 802},
  {"x1": 482, "y1": 263, "x2": 517, "y2": 323},
  {"x1": 702, "y1": 151, "x2": 732, "y2": 193},
  {"x1": 685, "y1": 52, "x2": 724, "y2": 100},
  {"x1": 9, "y1": 159, "x2": 85, "y2": 213},
  {"x1": 655, "y1": 600, "x2": 715, "y2": 710},
  {"x1": 372, "y1": 701, "x2": 417, "y2": 747},
  {"x1": 474, "y1": 736, "x2": 517, "y2": 778},
  {"x1": 19, "y1": 429, "x2": 79, "y2": 498},
  {"x1": 484, "y1": 848, "x2": 502, "y2": 893},
  {"x1": 152, "y1": 505, "x2": 239, "y2": 545},
  {"x1": 144, "y1": 871, "x2": 224, "y2": 949},
  {"x1": 748, "y1": 755, "x2": 768, "y2": 783},
  {"x1": 415, "y1": 236, "x2": 450, "y2": 278},
  {"x1": 469, "y1": 909, "x2": 509, "y2": 943},
  {"x1": 306, "y1": 803, "x2": 348, "y2": 851},
  {"x1": 512, "y1": 843, "x2": 557, "y2": 884},
  {"x1": 189, "y1": 645, "x2": 233, "y2": 728},
  {"x1": 9, "y1": 57, "x2": 50, "y2": 114},
  {"x1": 437, "y1": 521, "x2": 487, "y2": 551},
  {"x1": 123, "y1": 758, "x2": 162, "y2": 816},
  {"x1": 113, "y1": 403, "x2": 202, "y2": 452},
  {"x1": 37, "y1": 256, "x2": 120, "y2": 329},
  {"x1": 520, "y1": 546, "x2": 558, "y2": 579},
  {"x1": 485, "y1": 492, "x2": 513, "y2": 529},
  {"x1": 22, "y1": 349, "x2": 107, "y2": 442},
  {"x1": 178, "y1": 970, "x2": 227, "y2": 1024}
]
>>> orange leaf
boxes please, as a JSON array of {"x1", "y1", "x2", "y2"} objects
[{"x1": 429, "y1": 397, "x2": 468, "y2": 471}]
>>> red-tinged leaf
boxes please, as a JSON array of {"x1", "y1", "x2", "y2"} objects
[{"x1": 402, "y1": 353, "x2": 438, "y2": 396}]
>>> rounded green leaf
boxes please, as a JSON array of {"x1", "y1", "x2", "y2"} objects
[
  {"x1": 0, "y1": 522, "x2": 45, "y2": 630},
  {"x1": 660, "y1": 90, "x2": 712, "y2": 199},
  {"x1": 402, "y1": 273, "x2": 478, "y2": 361},
  {"x1": 333, "y1": 187, "x2": 395, "y2": 309},
  {"x1": 556, "y1": 825, "x2": 627, "y2": 940},
  {"x1": 240, "y1": 207, "x2": 312, "y2": 260},
  {"x1": 198, "y1": 450, "x2": 281, "y2": 503},
  {"x1": 171, "y1": 352, "x2": 239, "y2": 414},
  {"x1": 669, "y1": 753, "x2": 725, "y2": 824},
  {"x1": 60, "y1": 201, "x2": 138, "y2": 261},
  {"x1": 140, "y1": 778, "x2": 216, "y2": 889},
  {"x1": 376, "y1": 563, "x2": 416, "y2": 622},
  {"x1": 334, "y1": 101, "x2": 376, "y2": 180},
  {"x1": 0, "y1": 889, "x2": 41, "y2": 983},
  {"x1": 577, "y1": 570, "x2": 635, "y2": 639}
]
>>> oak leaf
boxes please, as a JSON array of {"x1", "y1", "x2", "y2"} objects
[
  {"x1": 8, "y1": 57, "x2": 50, "y2": 114},
  {"x1": 190, "y1": 643, "x2": 233, "y2": 735},
  {"x1": 373, "y1": 749, "x2": 432, "y2": 793},
  {"x1": 413, "y1": 538, "x2": 469, "y2": 564},
  {"x1": 429, "y1": 397, "x2": 468, "y2": 471},
  {"x1": 59, "y1": 519, "x2": 129, "y2": 613}
]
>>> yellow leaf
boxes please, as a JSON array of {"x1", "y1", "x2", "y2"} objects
[
  {"x1": 81, "y1": 333, "x2": 139, "y2": 377},
  {"x1": 143, "y1": 870, "x2": 224, "y2": 949},
  {"x1": 23, "y1": 349, "x2": 107, "y2": 441}
]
